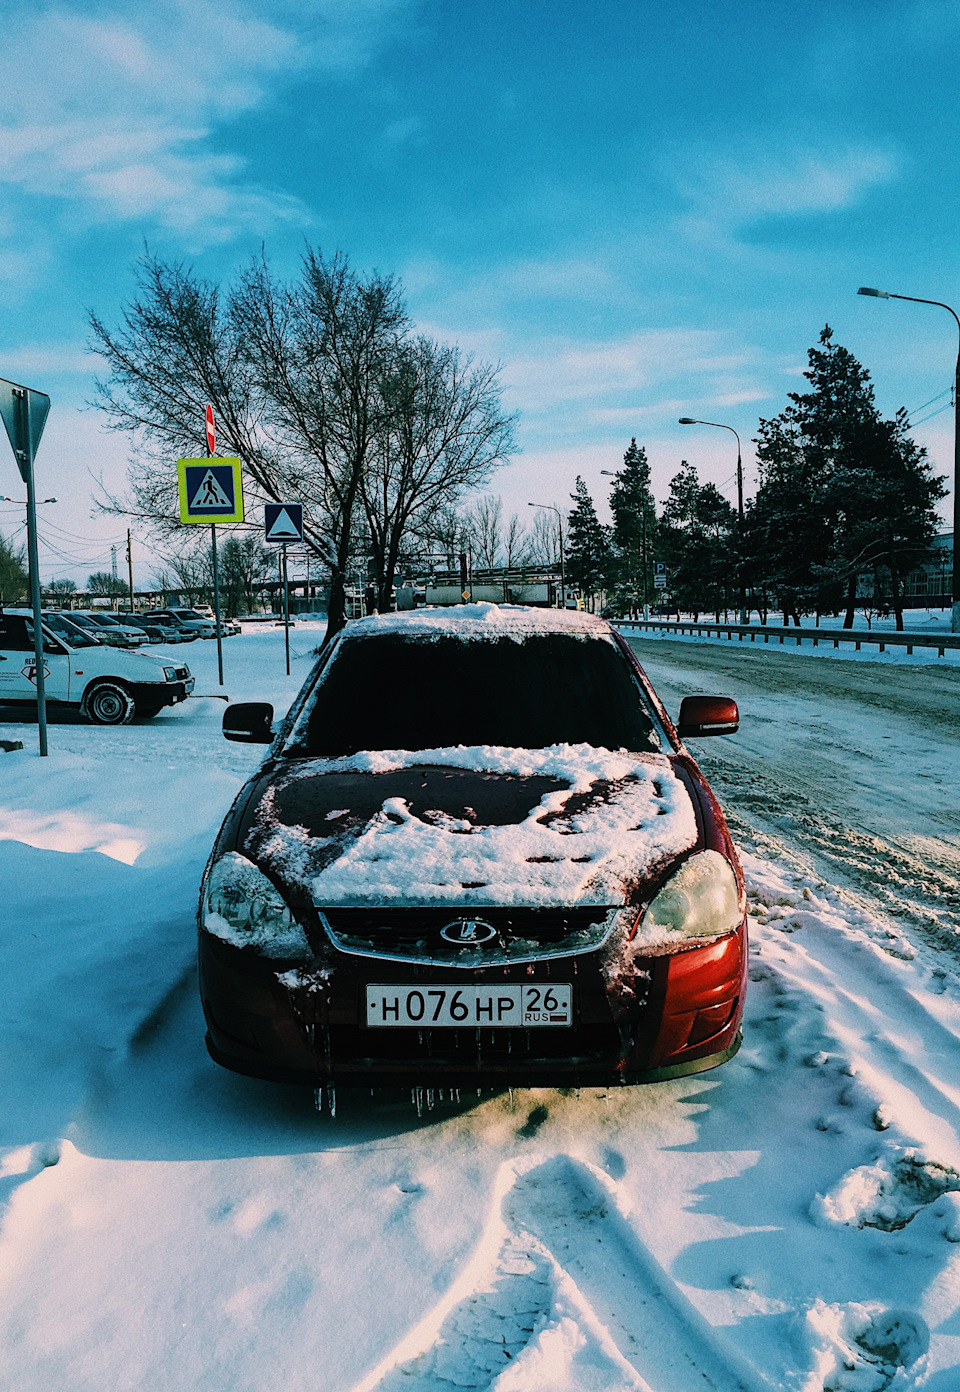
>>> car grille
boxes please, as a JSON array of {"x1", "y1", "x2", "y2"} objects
[
  {"x1": 314, "y1": 1021, "x2": 626, "y2": 1070},
  {"x1": 316, "y1": 905, "x2": 621, "y2": 965}
]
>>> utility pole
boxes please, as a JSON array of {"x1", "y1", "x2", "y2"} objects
[{"x1": 126, "y1": 529, "x2": 134, "y2": 611}]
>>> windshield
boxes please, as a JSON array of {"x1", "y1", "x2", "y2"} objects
[
  {"x1": 42, "y1": 614, "x2": 100, "y2": 647},
  {"x1": 290, "y1": 632, "x2": 663, "y2": 757}
]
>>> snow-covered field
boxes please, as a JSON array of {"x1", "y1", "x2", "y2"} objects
[{"x1": 2, "y1": 623, "x2": 960, "y2": 1390}]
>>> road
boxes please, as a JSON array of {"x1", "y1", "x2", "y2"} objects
[{"x1": 626, "y1": 637, "x2": 960, "y2": 951}]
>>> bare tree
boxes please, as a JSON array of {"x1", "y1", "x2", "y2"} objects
[
  {"x1": 462, "y1": 494, "x2": 504, "y2": 569},
  {"x1": 503, "y1": 512, "x2": 531, "y2": 567},
  {"x1": 90, "y1": 247, "x2": 516, "y2": 635},
  {"x1": 528, "y1": 507, "x2": 563, "y2": 567},
  {"x1": 234, "y1": 250, "x2": 409, "y2": 631}
]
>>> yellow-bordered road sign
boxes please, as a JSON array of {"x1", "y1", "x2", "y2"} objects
[{"x1": 177, "y1": 457, "x2": 244, "y2": 524}]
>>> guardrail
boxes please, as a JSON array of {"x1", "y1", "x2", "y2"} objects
[{"x1": 615, "y1": 618, "x2": 960, "y2": 658}]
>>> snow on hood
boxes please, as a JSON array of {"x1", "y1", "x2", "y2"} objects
[
  {"x1": 345, "y1": 603, "x2": 610, "y2": 642},
  {"x1": 260, "y1": 744, "x2": 697, "y2": 908}
]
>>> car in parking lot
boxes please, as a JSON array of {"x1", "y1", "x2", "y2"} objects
[
  {"x1": 199, "y1": 605, "x2": 746, "y2": 1089},
  {"x1": 0, "y1": 608, "x2": 194, "y2": 723},
  {"x1": 60, "y1": 611, "x2": 136, "y2": 648},
  {"x1": 75, "y1": 611, "x2": 149, "y2": 647},
  {"x1": 140, "y1": 610, "x2": 203, "y2": 641},
  {"x1": 109, "y1": 613, "x2": 169, "y2": 644},
  {"x1": 170, "y1": 607, "x2": 241, "y2": 637}
]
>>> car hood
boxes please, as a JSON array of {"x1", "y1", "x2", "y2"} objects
[{"x1": 240, "y1": 745, "x2": 699, "y2": 909}]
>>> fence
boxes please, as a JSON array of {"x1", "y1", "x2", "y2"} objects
[{"x1": 615, "y1": 619, "x2": 960, "y2": 659}]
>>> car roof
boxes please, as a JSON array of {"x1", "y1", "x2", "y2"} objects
[{"x1": 344, "y1": 603, "x2": 610, "y2": 642}]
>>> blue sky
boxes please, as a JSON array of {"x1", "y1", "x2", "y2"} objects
[{"x1": 1, "y1": 0, "x2": 958, "y2": 583}]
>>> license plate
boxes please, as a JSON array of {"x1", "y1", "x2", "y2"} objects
[{"x1": 365, "y1": 983, "x2": 572, "y2": 1028}]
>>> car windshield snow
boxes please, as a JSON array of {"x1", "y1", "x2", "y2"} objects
[{"x1": 290, "y1": 632, "x2": 662, "y2": 757}]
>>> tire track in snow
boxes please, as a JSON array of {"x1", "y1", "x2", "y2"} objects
[{"x1": 353, "y1": 1155, "x2": 767, "y2": 1392}]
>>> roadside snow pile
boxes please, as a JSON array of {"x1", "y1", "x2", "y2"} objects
[
  {"x1": 812, "y1": 1151, "x2": 960, "y2": 1231},
  {"x1": 293, "y1": 747, "x2": 697, "y2": 906}
]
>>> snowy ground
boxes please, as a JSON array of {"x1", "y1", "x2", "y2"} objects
[{"x1": 2, "y1": 623, "x2": 960, "y2": 1390}]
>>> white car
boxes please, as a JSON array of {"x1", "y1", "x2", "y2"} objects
[{"x1": 1, "y1": 608, "x2": 194, "y2": 724}]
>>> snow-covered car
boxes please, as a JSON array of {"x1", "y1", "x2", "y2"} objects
[
  {"x1": 0, "y1": 607, "x2": 194, "y2": 724},
  {"x1": 200, "y1": 606, "x2": 746, "y2": 1089}
]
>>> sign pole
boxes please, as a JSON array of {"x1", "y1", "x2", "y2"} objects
[
  {"x1": 20, "y1": 391, "x2": 47, "y2": 756},
  {"x1": 204, "y1": 407, "x2": 225, "y2": 686},
  {"x1": 282, "y1": 542, "x2": 291, "y2": 676}
]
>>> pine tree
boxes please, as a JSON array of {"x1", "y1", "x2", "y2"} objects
[
  {"x1": 565, "y1": 476, "x2": 609, "y2": 607},
  {"x1": 751, "y1": 326, "x2": 946, "y2": 627},
  {"x1": 659, "y1": 462, "x2": 736, "y2": 619},
  {"x1": 607, "y1": 439, "x2": 657, "y2": 615}
]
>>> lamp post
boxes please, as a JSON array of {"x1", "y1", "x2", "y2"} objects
[
  {"x1": 528, "y1": 502, "x2": 565, "y2": 607},
  {"x1": 679, "y1": 417, "x2": 747, "y2": 622},
  {"x1": 858, "y1": 285, "x2": 960, "y2": 634},
  {"x1": 601, "y1": 468, "x2": 649, "y2": 618}
]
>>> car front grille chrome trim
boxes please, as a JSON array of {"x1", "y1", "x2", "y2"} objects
[{"x1": 315, "y1": 905, "x2": 623, "y2": 967}]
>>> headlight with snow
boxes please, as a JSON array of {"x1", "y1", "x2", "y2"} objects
[
  {"x1": 163, "y1": 666, "x2": 178, "y2": 681},
  {"x1": 203, "y1": 852, "x2": 310, "y2": 958},
  {"x1": 641, "y1": 850, "x2": 741, "y2": 943}
]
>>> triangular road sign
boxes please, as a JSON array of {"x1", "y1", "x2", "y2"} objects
[
  {"x1": 188, "y1": 468, "x2": 233, "y2": 509},
  {"x1": 264, "y1": 503, "x2": 304, "y2": 542},
  {"x1": 0, "y1": 378, "x2": 51, "y2": 482}
]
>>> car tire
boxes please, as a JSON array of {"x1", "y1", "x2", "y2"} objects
[{"x1": 83, "y1": 681, "x2": 136, "y2": 726}]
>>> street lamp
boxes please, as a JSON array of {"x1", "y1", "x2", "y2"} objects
[
  {"x1": 858, "y1": 285, "x2": 960, "y2": 634},
  {"x1": 600, "y1": 468, "x2": 650, "y2": 618},
  {"x1": 528, "y1": 502, "x2": 565, "y2": 607},
  {"x1": 679, "y1": 418, "x2": 747, "y2": 622}
]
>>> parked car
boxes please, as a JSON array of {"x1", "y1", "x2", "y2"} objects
[
  {"x1": 114, "y1": 612, "x2": 176, "y2": 644},
  {"x1": 199, "y1": 605, "x2": 745, "y2": 1089},
  {"x1": 76, "y1": 611, "x2": 149, "y2": 648},
  {"x1": 141, "y1": 611, "x2": 203, "y2": 641},
  {"x1": 169, "y1": 607, "x2": 241, "y2": 637},
  {"x1": 60, "y1": 611, "x2": 135, "y2": 648},
  {"x1": 142, "y1": 609, "x2": 216, "y2": 639},
  {"x1": 0, "y1": 608, "x2": 194, "y2": 723}
]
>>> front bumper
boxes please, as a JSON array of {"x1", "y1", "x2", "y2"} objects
[{"x1": 199, "y1": 925, "x2": 747, "y2": 1088}]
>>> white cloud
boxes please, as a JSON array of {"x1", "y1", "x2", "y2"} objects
[
  {"x1": 0, "y1": 0, "x2": 412, "y2": 245},
  {"x1": 671, "y1": 141, "x2": 900, "y2": 244}
]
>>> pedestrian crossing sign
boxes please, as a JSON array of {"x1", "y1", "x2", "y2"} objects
[{"x1": 177, "y1": 457, "x2": 244, "y2": 524}]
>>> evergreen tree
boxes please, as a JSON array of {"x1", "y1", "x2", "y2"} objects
[
  {"x1": 565, "y1": 476, "x2": 609, "y2": 606},
  {"x1": 659, "y1": 462, "x2": 736, "y2": 618},
  {"x1": 607, "y1": 439, "x2": 657, "y2": 614},
  {"x1": 750, "y1": 326, "x2": 945, "y2": 627}
]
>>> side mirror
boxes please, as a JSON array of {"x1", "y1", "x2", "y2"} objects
[
  {"x1": 223, "y1": 702, "x2": 275, "y2": 744},
  {"x1": 677, "y1": 695, "x2": 739, "y2": 739}
]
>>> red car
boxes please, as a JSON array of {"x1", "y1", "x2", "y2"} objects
[{"x1": 199, "y1": 606, "x2": 745, "y2": 1088}]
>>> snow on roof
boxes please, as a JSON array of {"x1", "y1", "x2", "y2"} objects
[{"x1": 344, "y1": 603, "x2": 610, "y2": 642}]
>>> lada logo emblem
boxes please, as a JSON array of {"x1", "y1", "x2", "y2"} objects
[{"x1": 440, "y1": 918, "x2": 497, "y2": 945}]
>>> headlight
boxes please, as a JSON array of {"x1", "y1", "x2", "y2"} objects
[
  {"x1": 641, "y1": 850, "x2": 741, "y2": 942},
  {"x1": 203, "y1": 852, "x2": 310, "y2": 958},
  {"x1": 163, "y1": 667, "x2": 178, "y2": 681}
]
